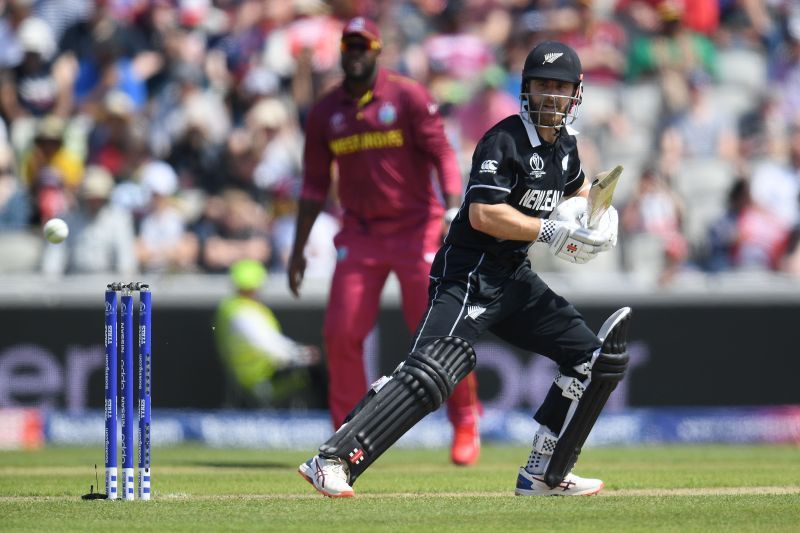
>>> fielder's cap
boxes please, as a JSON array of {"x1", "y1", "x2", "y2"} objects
[
  {"x1": 342, "y1": 17, "x2": 381, "y2": 49},
  {"x1": 81, "y1": 166, "x2": 115, "y2": 199},
  {"x1": 522, "y1": 41, "x2": 583, "y2": 84},
  {"x1": 230, "y1": 259, "x2": 267, "y2": 291}
]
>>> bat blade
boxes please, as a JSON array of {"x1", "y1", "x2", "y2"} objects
[{"x1": 586, "y1": 165, "x2": 623, "y2": 229}]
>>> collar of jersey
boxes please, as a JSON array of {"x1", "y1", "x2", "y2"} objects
[
  {"x1": 340, "y1": 67, "x2": 388, "y2": 107},
  {"x1": 517, "y1": 113, "x2": 579, "y2": 148}
]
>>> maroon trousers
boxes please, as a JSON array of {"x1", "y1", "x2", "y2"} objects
[{"x1": 323, "y1": 221, "x2": 481, "y2": 429}]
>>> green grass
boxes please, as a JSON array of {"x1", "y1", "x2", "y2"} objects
[{"x1": 1, "y1": 445, "x2": 799, "y2": 531}]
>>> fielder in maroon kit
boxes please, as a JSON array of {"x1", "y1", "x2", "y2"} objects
[{"x1": 288, "y1": 17, "x2": 482, "y2": 465}]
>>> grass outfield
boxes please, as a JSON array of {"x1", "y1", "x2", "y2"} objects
[{"x1": 1, "y1": 444, "x2": 799, "y2": 531}]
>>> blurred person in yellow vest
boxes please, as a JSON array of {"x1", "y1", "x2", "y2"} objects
[
  {"x1": 214, "y1": 259, "x2": 324, "y2": 408},
  {"x1": 21, "y1": 115, "x2": 84, "y2": 192}
]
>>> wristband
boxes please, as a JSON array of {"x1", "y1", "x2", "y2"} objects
[
  {"x1": 536, "y1": 219, "x2": 559, "y2": 243},
  {"x1": 444, "y1": 207, "x2": 460, "y2": 225}
]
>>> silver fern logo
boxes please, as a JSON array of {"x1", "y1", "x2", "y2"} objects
[
  {"x1": 543, "y1": 52, "x2": 563, "y2": 64},
  {"x1": 465, "y1": 305, "x2": 486, "y2": 320}
]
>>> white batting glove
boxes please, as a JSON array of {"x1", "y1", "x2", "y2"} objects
[
  {"x1": 537, "y1": 219, "x2": 611, "y2": 264},
  {"x1": 591, "y1": 206, "x2": 619, "y2": 248},
  {"x1": 553, "y1": 196, "x2": 588, "y2": 226}
]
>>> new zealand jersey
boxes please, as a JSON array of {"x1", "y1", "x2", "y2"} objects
[{"x1": 445, "y1": 114, "x2": 585, "y2": 260}]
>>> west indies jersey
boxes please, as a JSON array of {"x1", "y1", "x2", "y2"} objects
[{"x1": 301, "y1": 68, "x2": 462, "y2": 235}]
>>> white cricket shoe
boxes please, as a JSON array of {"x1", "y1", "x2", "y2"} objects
[
  {"x1": 298, "y1": 455, "x2": 355, "y2": 498},
  {"x1": 514, "y1": 467, "x2": 604, "y2": 496}
]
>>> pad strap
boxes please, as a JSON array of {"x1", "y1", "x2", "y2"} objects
[
  {"x1": 555, "y1": 371, "x2": 586, "y2": 401},
  {"x1": 532, "y1": 427, "x2": 559, "y2": 455}
]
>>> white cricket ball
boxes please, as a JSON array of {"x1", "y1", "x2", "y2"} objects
[{"x1": 43, "y1": 218, "x2": 69, "y2": 244}]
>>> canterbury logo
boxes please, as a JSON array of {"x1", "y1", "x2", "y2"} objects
[
  {"x1": 480, "y1": 160, "x2": 498, "y2": 174},
  {"x1": 465, "y1": 305, "x2": 486, "y2": 320},
  {"x1": 543, "y1": 52, "x2": 563, "y2": 64}
]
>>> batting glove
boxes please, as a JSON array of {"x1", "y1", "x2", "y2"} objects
[
  {"x1": 552, "y1": 196, "x2": 588, "y2": 226},
  {"x1": 537, "y1": 219, "x2": 611, "y2": 264},
  {"x1": 592, "y1": 206, "x2": 619, "y2": 248}
]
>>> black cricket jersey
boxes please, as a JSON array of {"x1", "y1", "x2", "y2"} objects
[
  {"x1": 445, "y1": 114, "x2": 585, "y2": 261},
  {"x1": 413, "y1": 113, "x2": 600, "y2": 391}
]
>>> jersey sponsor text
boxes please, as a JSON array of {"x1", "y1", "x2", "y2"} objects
[{"x1": 329, "y1": 129, "x2": 404, "y2": 156}]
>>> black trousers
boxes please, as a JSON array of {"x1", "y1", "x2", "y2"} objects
[{"x1": 410, "y1": 244, "x2": 601, "y2": 433}]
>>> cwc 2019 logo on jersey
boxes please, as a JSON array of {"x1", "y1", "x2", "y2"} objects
[{"x1": 529, "y1": 153, "x2": 546, "y2": 178}]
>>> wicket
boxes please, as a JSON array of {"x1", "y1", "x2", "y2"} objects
[{"x1": 104, "y1": 282, "x2": 152, "y2": 501}]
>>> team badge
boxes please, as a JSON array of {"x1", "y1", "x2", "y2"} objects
[
  {"x1": 378, "y1": 102, "x2": 397, "y2": 125},
  {"x1": 529, "y1": 153, "x2": 546, "y2": 179},
  {"x1": 330, "y1": 112, "x2": 345, "y2": 132}
]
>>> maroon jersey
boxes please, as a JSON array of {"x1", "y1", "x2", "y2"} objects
[{"x1": 302, "y1": 68, "x2": 462, "y2": 235}]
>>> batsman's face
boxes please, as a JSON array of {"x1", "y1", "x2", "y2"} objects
[
  {"x1": 341, "y1": 36, "x2": 379, "y2": 81},
  {"x1": 527, "y1": 79, "x2": 577, "y2": 128}
]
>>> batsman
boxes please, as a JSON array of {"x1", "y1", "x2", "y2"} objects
[{"x1": 299, "y1": 40, "x2": 630, "y2": 497}]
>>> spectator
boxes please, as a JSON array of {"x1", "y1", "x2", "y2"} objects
[
  {"x1": 626, "y1": 0, "x2": 718, "y2": 115},
  {"x1": 451, "y1": 66, "x2": 519, "y2": 158},
  {"x1": 58, "y1": 0, "x2": 159, "y2": 112},
  {"x1": 214, "y1": 258, "x2": 324, "y2": 408},
  {"x1": 248, "y1": 97, "x2": 304, "y2": 198},
  {"x1": 621, "y1": 166, "x2": 688, "y2": 284},
  {"x1": 86, "y1": 90, "x2": 137, "y2": 178},
  {"x1": 0, "y1": 0, "x2": 36, "y2": 69},
  {"x1": 135, "y1": 160, "x2": 198, "y2": 273},
  {"x1": 775, "y1": 25, "x2": 800, "y2": 125},
  {"x1": 0, "y1": 143, "x2": 29, "y2": 229},
  {"x1": 704, "y1": 177, "x2": 791, "y2": 272},
  {"x1": 659, "y1": 72, "x2": 738, "y2": 163},
  {"x1": 194, "y1": 188, "x2": 270, "y2": 273},
  {"x1": 20, "y1": 114, "x2": 83, "y2": 192},
  {"x1": 0, "y1": 17, "x2": 72, "y2": 126},
  {"x1": 749, "y1": 126, "x2": 800, "y2": 230},
  {"x1": 41, "y1": 165, "x2": 137, "y2": 276},
  {"x1": 559, "y1": 0, "x2": 628, "y2": 85}
]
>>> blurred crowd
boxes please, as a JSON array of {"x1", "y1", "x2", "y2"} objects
[{"x1": 0, "y1": 0, "x2": 799, "y2": 286}]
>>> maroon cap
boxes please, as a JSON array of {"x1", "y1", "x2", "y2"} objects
[{"x1": 342, "y1": 17, "x2": 382, "y2": 49}]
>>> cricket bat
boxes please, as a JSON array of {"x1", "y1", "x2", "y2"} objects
[{"x1": 586, "y1": 165, "x2": 623, "y2": 229}]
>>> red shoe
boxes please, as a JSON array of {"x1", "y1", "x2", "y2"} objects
[{"x1": 451, "y1": 424, "x2": 480, "y2": 466}]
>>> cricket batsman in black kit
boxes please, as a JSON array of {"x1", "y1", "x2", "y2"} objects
[{"x1": 299, "y1": 40, "x2": 631, "y2": 497}]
